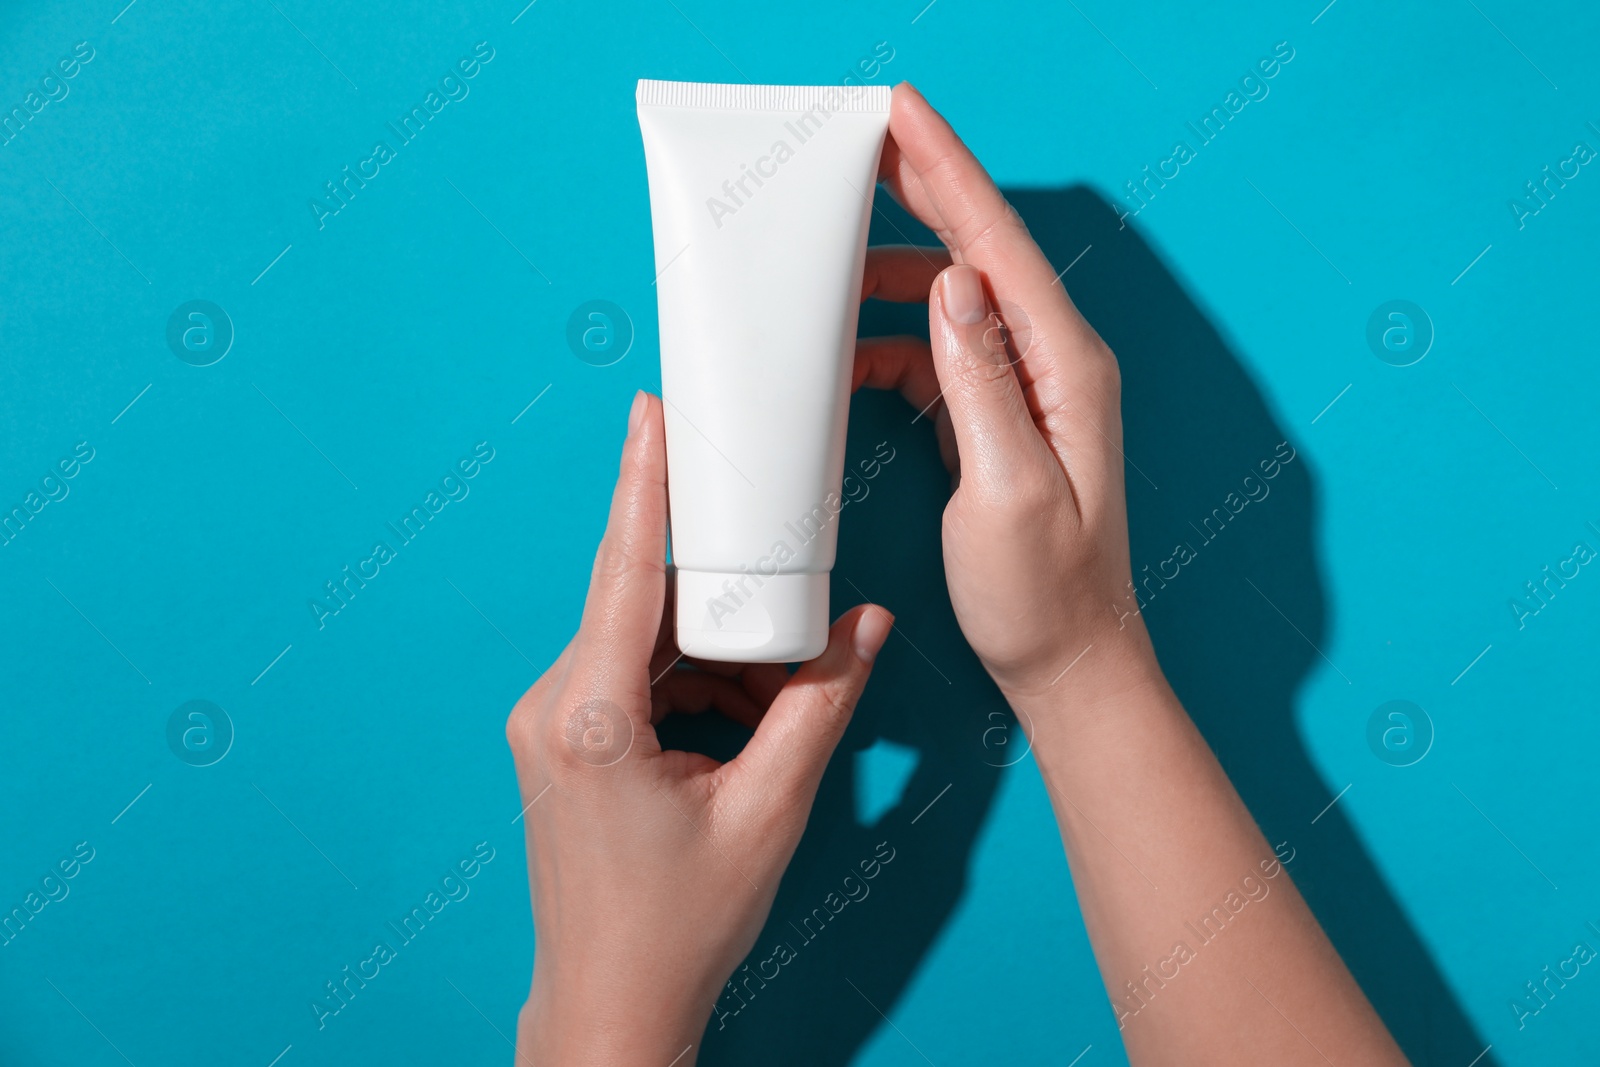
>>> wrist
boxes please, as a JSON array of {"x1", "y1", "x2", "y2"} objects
[
  {"x1": 996, "y1": 609, "x2": 1165, "y2": 712},
  {"x1": 995, "y1": 619, "x2": 1178, "y2": 767},
  {"x1": 521, "y1": 964, "x2": 712, "y2": 1066}
]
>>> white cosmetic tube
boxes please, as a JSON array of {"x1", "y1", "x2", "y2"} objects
[{"x1": 636, "y1": 80, "x2": 891, "y2": 662}]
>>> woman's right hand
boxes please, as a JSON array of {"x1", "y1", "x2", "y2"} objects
[
  {"x1": 856, "y1": 83, "x2": 1161, "y2": 707},
  {"x1": 859, "y1": 84, "x2": 1408, "y2": 1067}
]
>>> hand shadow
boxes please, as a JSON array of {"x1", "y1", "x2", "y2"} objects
[
  {"x1": 667, "y1": 187, "x2": 1492, "y2": 1066},
  {"x1": 1005, "y1": 185, "x2": 1494, "y2": 1067}
]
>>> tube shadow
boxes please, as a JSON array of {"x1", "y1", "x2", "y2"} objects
[{"x1": 670, "y1": 186, "x2": 1491, "y2": 1065}]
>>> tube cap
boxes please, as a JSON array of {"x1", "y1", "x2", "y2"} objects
[{"x1": 675, "y1": 569, "x2": 829, "y2": 663}]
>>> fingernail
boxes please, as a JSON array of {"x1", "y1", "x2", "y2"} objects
[
  {"x1": 940, "y1": 265, "x2": 988, "y2": 325},
  {"x1": 852, "y1": 606, "x2": 894, "y2": 664},
  {"x1": 627, "y1": 390, "x2": 646, "y2": 433}
]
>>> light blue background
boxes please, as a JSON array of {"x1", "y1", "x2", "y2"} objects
[{"x1": 3, "y1": 0, "x2": 1598, "y2": 1064}]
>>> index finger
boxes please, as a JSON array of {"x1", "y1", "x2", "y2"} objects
[
  {"x1": 881, "y1": 83, "x2": 1123, "y2": 479},
  {"x1": 881, "y1": 87, "x2": 1039, "y2": 267},
  {"x1": 881, "y1": 83, "x2": 1092, "y2": 351}
]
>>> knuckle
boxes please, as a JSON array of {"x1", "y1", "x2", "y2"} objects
[
  {"x1": 505, "y1": 697, "x2": 583, "y2": 774},
  {"x1": 1038, "y1": 407, "x2": 1075, "y2": 444},
  {"x1": 505, "y1": 659, "x2": 562, "y2": 756},
  {"x1": 527, "y1": 730, "x2": 590, "y2": 787},
  {"x1": 1012, "y1": 468, "x2": 1058, "y2": 512},
  {"x1": 952, "y1": 350, "x2": 1014, "y2": 390},
  {"x1": 812, "y1": 679, "x2": 860, "y2": 735},
  {"x1": 504, "y1": 701, "x2": 534, "y2": 753},
  {"x1": 963, "y1": 461, "x2": 1055, "y2": 519},
  {"x1": 1001, "y1": 477, "x2": 1056, "y2": 522},
  {"x1": 955, "y1": 199, "x2": 1027, "y2": 253},
  {"x1": 541, "y1": 707, "x2": 589, "y2": 771},
  {"x1": 1093, "y1": 341, "x2": 1123, "y2": 398}
]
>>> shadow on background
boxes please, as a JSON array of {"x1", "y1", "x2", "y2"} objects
[{"x1": 670, "y1": 187, "x2": 1493, "y2": 1066}]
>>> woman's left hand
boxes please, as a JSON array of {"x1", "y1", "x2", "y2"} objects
[{"x1": 508, "y1": 391, "x2": 893, "y2": 1066}]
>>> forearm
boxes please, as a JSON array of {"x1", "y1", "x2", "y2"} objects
[{"x1": 1013, "y1": 639, "x2": 1405, "y2": 1065}]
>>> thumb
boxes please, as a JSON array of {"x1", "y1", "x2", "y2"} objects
[
  {"x1": 727, "y1": 604, "x2": 894, "y2": 806},
  {"x1": 929, "y1": 264, "x2": 1055, "y2": 488}
]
